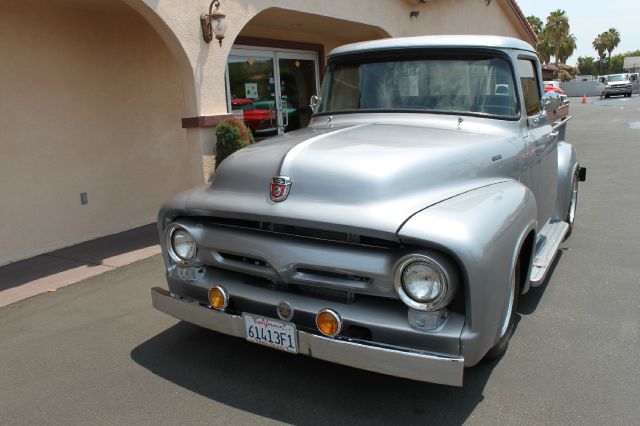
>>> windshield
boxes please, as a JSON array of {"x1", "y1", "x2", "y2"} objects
[
  {"x1": 607, "y1": 74, "x2": 628, "y2": 82},
  {"x1": 316, "y1": 54, "x2": 519, "y2": 118}
]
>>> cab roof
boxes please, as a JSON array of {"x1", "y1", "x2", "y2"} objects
[{"x1": 329, "y1": 35, "x2": 536, "y2": 57}]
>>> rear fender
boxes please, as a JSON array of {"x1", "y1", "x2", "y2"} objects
[{"x1": 397, "y1": 180, "x2": 537, "y2": 366}]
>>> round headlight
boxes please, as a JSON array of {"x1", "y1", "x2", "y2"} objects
[
  {"x1": 393, "y1": 256, "x2": 449, "y2": 311},
  {"x1": 402, "y1": 261, "x2": 444, "y2": 303},
  {"x1": 167, "y1": 226, "x2": 197, "y2": 263}
]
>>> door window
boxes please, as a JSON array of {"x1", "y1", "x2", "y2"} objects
[{"x1": 518, "y1": 59, "x2": 541, "y2": 116}]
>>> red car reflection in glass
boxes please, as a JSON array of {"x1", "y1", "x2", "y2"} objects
[
  {"x1": 231, "y1": 98, "x2": 277, "y2": 135},
  {"x1": 544, "y1": 81, "x2": 568, "y2": 102}
]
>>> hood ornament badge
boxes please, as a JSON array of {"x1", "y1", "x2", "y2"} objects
[
  {"x1": 270, "y1": 176, "x2": 291, "y2": 202},
  {"x1": 277, "y1": 301, "x2": 294, "y2": 321}
]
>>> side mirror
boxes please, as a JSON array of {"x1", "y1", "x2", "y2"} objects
[
  {"x1": 529, "y1": 91, "x2": 560, "y2": 127},
  {"x1": 540, "y1": 90, "x2": 562, "y2": 113},
  {"x1": 309, "y1": 95, "x2": 320, "y2": 113}
]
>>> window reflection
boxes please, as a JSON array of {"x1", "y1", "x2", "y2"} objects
[{"x1": 318, "y1": 56, "x2": 519, "y2": 118}]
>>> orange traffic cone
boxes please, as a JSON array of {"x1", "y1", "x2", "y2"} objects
[{"x1": 581, "y1": 95, "x2": 586, "y2": 104}]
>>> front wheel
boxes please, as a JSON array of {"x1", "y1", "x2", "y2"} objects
[{"x1": 484, "y1": 261, "x2": 520, "y2": 360}]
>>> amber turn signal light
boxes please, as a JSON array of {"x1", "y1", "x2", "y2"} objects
[
  {"x1": 208, "y1": 286, "x2": 229, "y2": 311},
  {"x1": 316, "y1": 309, "x2": 342, "y2": 337}
]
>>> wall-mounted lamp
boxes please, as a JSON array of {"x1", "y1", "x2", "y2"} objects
[{"x1": 200, "y1": 0, "x2": 227, "y2": 46}]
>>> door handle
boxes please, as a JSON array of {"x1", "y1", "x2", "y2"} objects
[{"x1": 277, "y1": 97, "x2": 289, "y2": 129}]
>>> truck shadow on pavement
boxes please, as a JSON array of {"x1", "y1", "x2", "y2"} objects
[{"x1": 131, "y1": 322, "x2": 500, "y2": 425}]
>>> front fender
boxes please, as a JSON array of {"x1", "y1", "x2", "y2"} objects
[
  {"x1": 553, "y1": 141, "x2": 578, "y2": 221},
  {"x1": 397, "y1": 180, "x2": 537, "y2": 366}
]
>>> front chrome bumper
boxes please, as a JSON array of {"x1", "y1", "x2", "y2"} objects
[
  {"x1": 606, "y1": 86, "x2": 632, "y2": 93},
  {"x1": 151, "y1": 287, "x2": 465, "y2": 386}
]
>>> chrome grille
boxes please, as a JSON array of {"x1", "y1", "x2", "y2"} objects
[{"x1": 196, "y1": 216, "x2": 401, "y2": 249}]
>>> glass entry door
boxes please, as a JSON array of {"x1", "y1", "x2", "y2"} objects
[
  {"x1": 227, "y1": 52, "x2": 278, "y2": 136},
  {"x1": 227, "y1": 47, "x2": 319, "y2": 137},
  {"x1": 275, "y1": 52, "x2": 318, "y2": 135}
]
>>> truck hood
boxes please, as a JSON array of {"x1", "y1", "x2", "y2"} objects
[{"x1": 182, "y1": 123, "x2": 517, "y2": 238}]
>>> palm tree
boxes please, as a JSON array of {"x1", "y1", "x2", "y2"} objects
[
  {"x1": 592, "y1": 33, "x2": 607, "y2": 74},
  {"x1": 536, "y1": 33, "x2": 553, "y2": 65},
  {"x1": 603, "y1": 27, "x2": 621, "y2": 72},
  {"x1": 527, "y1": 15, "x2": 544, "y2": 39},
  {"x1": 558, "y1": 34, "x2": 577, "y2": 64},
  {"x1": 545, "y1": 10, "x2": 570, "y2": 77}
]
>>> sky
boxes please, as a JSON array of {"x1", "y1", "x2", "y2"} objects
[{"x1": 515, "y1": 0, "x2": 640, "y2": 66}]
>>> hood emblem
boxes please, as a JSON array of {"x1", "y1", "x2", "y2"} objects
[{"x1": 270, "y1": 176, "x2": 291, "y2": 202}]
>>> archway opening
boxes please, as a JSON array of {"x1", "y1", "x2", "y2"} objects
[
  {"x1": 223, "y1": 8, "x2": 390, "y2": 140},
  {"x1": 0, "y1": 0, "x2": 196, "y2": 265},
  {"x1": 238, "y1": 7, "x2": 391, "y2": 54}
]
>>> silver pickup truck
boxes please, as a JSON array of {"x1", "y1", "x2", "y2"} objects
[
  {"x1": 151, "y1": 35, "x2": 586, "y2": 387},
  {"x1": 598, "y1": 73, "x2": 634, "y2": 98}
]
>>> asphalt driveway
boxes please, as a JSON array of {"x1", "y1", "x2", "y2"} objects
[{"x1": 1, "y1": 96, "x2": 639, "y2": 425}]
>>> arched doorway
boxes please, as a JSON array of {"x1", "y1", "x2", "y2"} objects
[
  {"x1": 0, "y1": 0, "x2": 197, "y2": 265},
  {"x1": 227, "y1": 7, "x2": 390, "y2": 137}
]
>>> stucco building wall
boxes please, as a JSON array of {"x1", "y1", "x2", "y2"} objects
[{"x1": 0, "y1": 1, "x2": 196, "y2": 265}]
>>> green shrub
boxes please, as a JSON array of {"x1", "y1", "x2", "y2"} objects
[
  {"x1": 225, "y1": 117, "x2": 255, "y2": 144},
  {"x1": 214, "y1": 118, "x2": 254, "y2": 170}
]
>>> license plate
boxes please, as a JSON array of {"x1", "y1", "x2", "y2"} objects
[{"x1": 243, "y1": 313, "x2": 298, "y2": 353}]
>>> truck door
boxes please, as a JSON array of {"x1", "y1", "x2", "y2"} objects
[
  {"x1": 518, "y1": 58, "x2": 558, "y2": 229},
  {"x1": 597, "y1": 76, "x2": 607, "y2": 97}
]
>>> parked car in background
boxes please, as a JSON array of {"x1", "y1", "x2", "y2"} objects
[
  {"x1": 231, "y1": 98, "x2": 298, "y2": 136},
  {"x1": 543, "y1": 81, "x2": 569, "y2": 122},
  {"x1": 597, "y1": 74, "x2": 633, "y2": 98},
  {"x1": 152, "y1": 36, "x2": 586, "y2": 387},
  {"x1": 231, "y1": 98, "x2": 276, "y2": 135},
  {"x1": 544, "y1": 80, "x2": 568, "y2": 102}
]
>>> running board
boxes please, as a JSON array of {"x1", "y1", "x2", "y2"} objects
[{"x1": 530, "y1": 221, "x2": 569, "y2": 286}]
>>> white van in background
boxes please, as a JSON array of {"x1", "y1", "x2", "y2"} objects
[{"x1": 597, "y1": 73, "x2": 633, "y2": 98}]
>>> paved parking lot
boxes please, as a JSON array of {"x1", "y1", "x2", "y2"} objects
[{"x1": 1, "y1": 96, "x2": 639, "y2": 425}]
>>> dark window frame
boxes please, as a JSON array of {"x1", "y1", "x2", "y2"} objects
[{"x1": 516, "y1": 56, "x2": 543, "y2": 117}]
